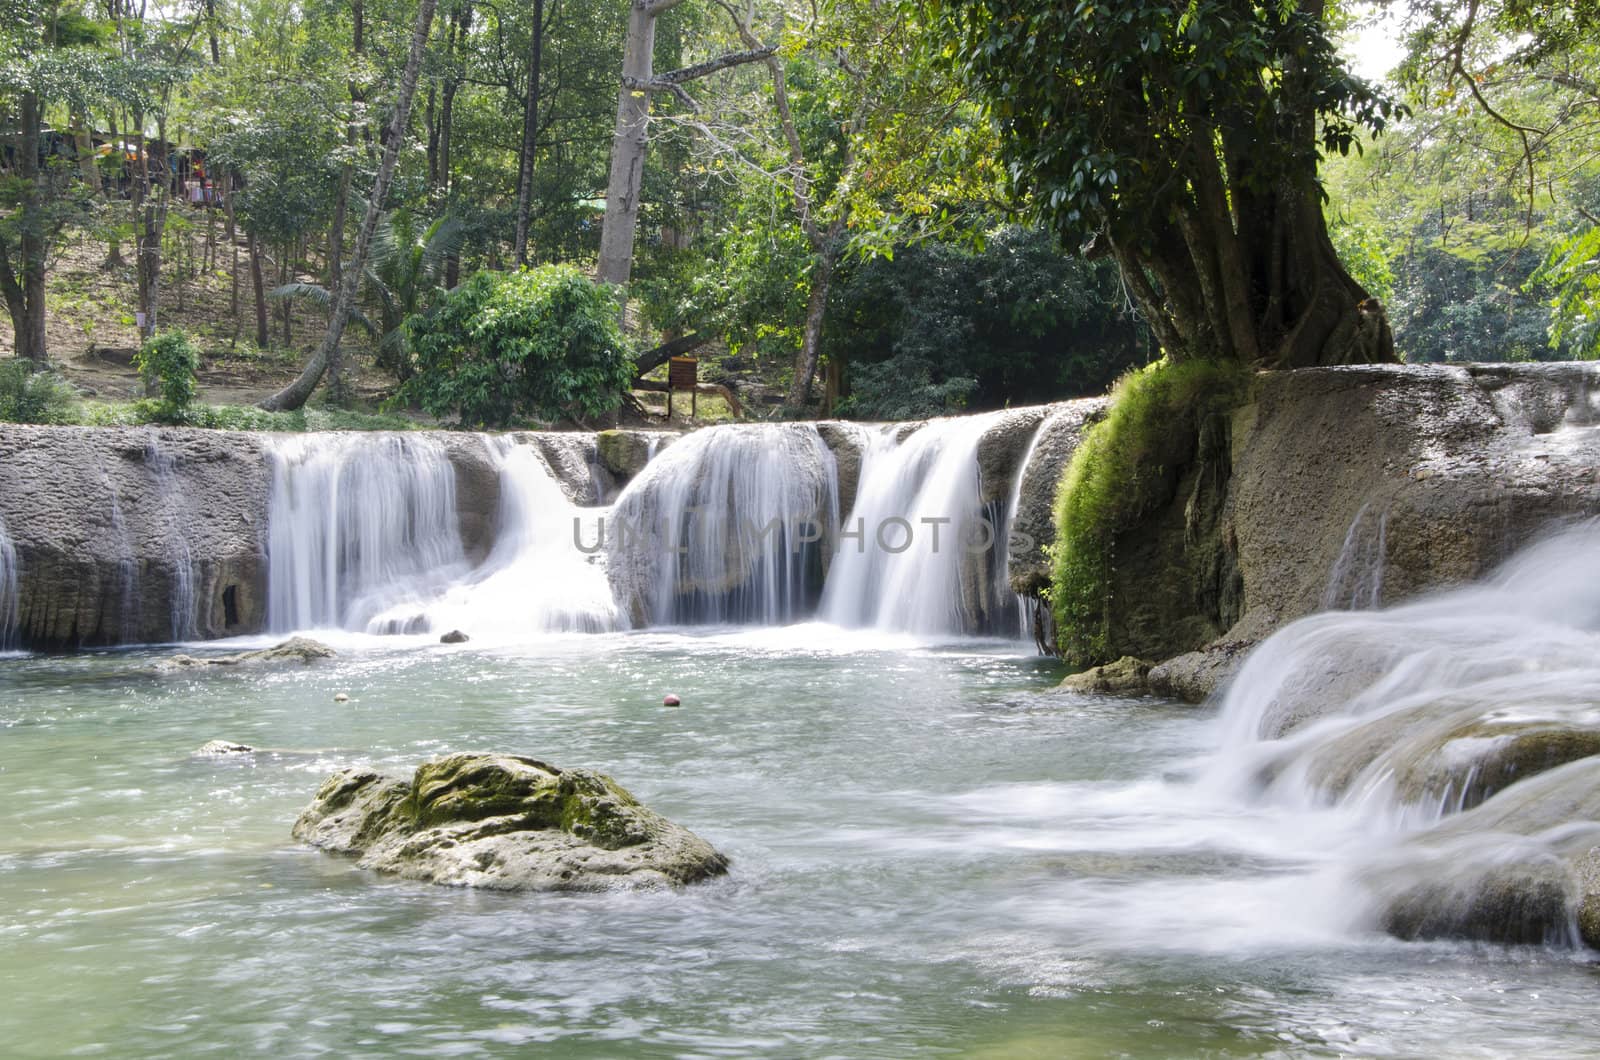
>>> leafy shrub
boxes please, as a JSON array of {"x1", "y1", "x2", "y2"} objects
[
  {"x1": 0, "y1": 359, "x2": 79, "y2": 423},
  {"x1": 400, "y1": 265, "x2": 635, "y2": 427},
  {"x1": 1050, "y1": 358, "x2": 1250, "y2": 666},
  {"x1": 134, "y1": 329, "x2": 200, "y2": 419}
]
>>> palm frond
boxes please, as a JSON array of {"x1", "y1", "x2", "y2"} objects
[{"x1": 269, "y1": 282, "x2": 333, "y2": 307}]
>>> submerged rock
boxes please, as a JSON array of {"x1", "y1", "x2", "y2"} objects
[
  {"x1": 292, "y1": 752, "x2": 729, "y2": 891},
  {"x1": 194, "y1": 739, "x2": 254, "y2": 756},
  {"x1": 1058, "y1": 656, "x2": 1153, "y2": 696},
  {"x1": 156, "y1": 636, "x2": 336, "y2": 671},
  {"x1": 1358, "y1": 757, "x2": 1600, "y2": 949}
]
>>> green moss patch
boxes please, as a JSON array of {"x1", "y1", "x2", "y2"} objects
[{"x1": 1050, "y1": 358, "x2": 1251, "y2": 667}]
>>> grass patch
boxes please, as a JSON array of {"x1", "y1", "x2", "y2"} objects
[
  {"x1": 1050, "y1": 357, "x2": 1251, "y2": 666},
  {"x1": 59, "y1": 398, "x2": 420, "y2": 432}
]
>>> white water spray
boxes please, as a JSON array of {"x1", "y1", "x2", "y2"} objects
[
  {"x1": 1320, "y1": 501, "x2": 1389, "y2": 611},
  {"x1": 144, "y1": 440, "x2": 198, "y2": 641},
  {"x1": 401, "y1": 438, "x2": 625, "y2": 636},
  {"x1": 608, "y1": 424, "x2": 840, "y2": 625},
  {"x1": 265, "y1": 434, "x2": 470, "y2": 632},
  {"x1": 0, "y1": 514, "x2": 18, "y2": 649},
  {"x1": 820, "y1": 413, "x2": 1013, "y2": 636}
]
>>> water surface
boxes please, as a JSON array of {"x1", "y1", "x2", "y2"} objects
[{"x1": 2, "y1": 630, "x2": 1596, "y2": 1057}]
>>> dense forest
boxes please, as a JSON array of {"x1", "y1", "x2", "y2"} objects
[{"x1": 0, "y1": 0, "x2": 1595, "y2": 427}]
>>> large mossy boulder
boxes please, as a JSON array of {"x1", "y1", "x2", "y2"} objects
[{"x1": 292, "y1": 752, "x2": 729, "y2": 891}]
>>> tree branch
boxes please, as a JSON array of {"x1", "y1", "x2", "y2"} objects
[{"x1": 652, "y1": 45, "x2": 776, "y2": 85}]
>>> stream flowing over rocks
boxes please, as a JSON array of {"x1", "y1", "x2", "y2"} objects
[{"x1": 5, "y1": 362, "x2": 1600, "y2": 953}]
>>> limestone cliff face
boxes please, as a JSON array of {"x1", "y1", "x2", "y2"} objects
[
  {"x1": 1151, "y1": 363, "x2": 1600, "y2": 699},
  {"x1": 0, "y1": 425, "x2": 271, "y2": 648}
]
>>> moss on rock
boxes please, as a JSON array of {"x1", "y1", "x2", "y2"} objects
[
  {"x1": 1049, "y1": 359, "x2": 1251, "y2": 668},
  {"x1": 292, "y1": 752, "x2": 727, "y2": 891}
]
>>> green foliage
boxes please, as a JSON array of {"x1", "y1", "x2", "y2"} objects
[
  {"x1": 1531, "y1": 228, "x2": 1600, "y2": 359},
  {"x1": 401, "y1": 265, "x2": 634, "y2": 427},
  {"x1": 134, "y1": 329, "x2": 200, "y2": 418},
  {"x1": 939, "y1": 0, "x2": 1399, "y2": 246},
  {"x1": 829, "y1": 226, "x2": 1153, "y2": 418},
  {"x1": 1050, "y1": 358, "x2": 1250, "y2": 667},
  {"x1": 0, "y1": 359, "x2": 79, "y2": 424},
  {"x1": 1327, "y1": 218, "x2": 1396, "y2": 304}
]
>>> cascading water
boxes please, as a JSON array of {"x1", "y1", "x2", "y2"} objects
[
  {"x1": 0, "y1": 515, "x2": 18, "y2": 650},
  {"x1": 401, "y1": 438, "x2": 624, "y2": 636},
  {"x1": 1200, "y1": 520, "x2": 1600, "y2": 944},
  {"x1": 1320, "y1": 501, "x2": 1389, "y2": 611},
  {"x1": 265, "y1": 434, "x2": 470, "y2": 632},
  {"x1": 819, "y1": 412, "x2": 1016, "y2": 636},
  {"x1": 144, "y1": 440, "x2": 198, "y2": 641},
  {"x1": 607, "y1": 424, "x2": 839, "y2": 626}
]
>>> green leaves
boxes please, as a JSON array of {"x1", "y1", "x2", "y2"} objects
[
  {"x1": 134, "y1": 330, "x2": 200, "y2": 419},
  {"x1": 1532, "y1": 227, "x2": 1600, "y2": 359},
  {"x1": 400, "y1": 265, "x2": 635, "y2": 427},
  {"x1": 936, "y1": 0, "x2": 1398, "y2": 245}
]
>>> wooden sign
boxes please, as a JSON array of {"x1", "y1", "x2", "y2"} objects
[{"x1": 668, "y1": 356, "x2": 698, "y2": 392}]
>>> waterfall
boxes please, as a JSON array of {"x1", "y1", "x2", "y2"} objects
[
  {"x1": 93, "y1": 453, "x2": 141, "y2": 643},
  {"x1": 608, "y1": 424, "x2": 839, "y2": 626},
  {"x1": 819, "y1": 413, "x2": 1015, "y2": 636},
  {"x1": 0, "y1": 515, "x2": 17, "y2": 650},
  {"x1": 1321, "y1": 502, "x2": 1389, "y2": 611},
  {"x1": 1000, "y1": 414, "x2": 1056, "y2": 637},
  {"x1": 1199, "y1": 521, "x2": 1600, "y2": 944},
  {"x1": 265, "y1": 434, "x2": 470, "y2": 633},
  {"x1": 144, "y1": 440, "x2": 198, "y2": 641},
  {"x1": 405, "y1": 439, "x2": 624, "y2": 636}
]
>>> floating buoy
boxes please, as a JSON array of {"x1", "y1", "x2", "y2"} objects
[
  {"x1": 333, "y1": 692, "x2": 350, "y2": 703},
  {"x1": 663, "y1": 694, "x2": 681, "y2": 706}
]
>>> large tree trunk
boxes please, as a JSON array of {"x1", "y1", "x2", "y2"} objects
[
  {"x1": 1107, "y1": 2, "x2": 1395, "y2": 370},
  {"x1": 512, "y1": 0, "x2": 546, "y2": 266},
  {"x1": 259, "y1": 0, "x2": 440, "y2": 411},
  {"x1": 597, "y1": 0, "x2": 672, "y2": 286}
]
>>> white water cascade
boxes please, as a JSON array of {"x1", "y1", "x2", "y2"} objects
[
  {"x1": 144, "y1": 440, "x2": 198, "y2": 641},
  {"x1": 1197, "y1": 520, "x2": 1600, "y2": 944},
  {"x1": 819, "y1": 413, "x2": 1015, "y2": 636},
  {"x1": 607, "y1": 424, "x2": 840, "y2": 626},
  {"x1": 265, "y1": 434, "x2": 470, "y2": 632},
  {"x1": 0, "y1": 514, "x2": 18, "y2": 649},
  {"x1": 396, "y1": 439, "x2": 624, "y2": 636},
  {"x1": 1320, "y1": 501, "x2": 1389, "y2": 611}
]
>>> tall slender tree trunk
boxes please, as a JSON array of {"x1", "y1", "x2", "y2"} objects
[
  {"x1": 512, "y1": 0, "x2": 545, "y2": 266},
  {"x1": 133, "y1": 114, "x2": 170, "y2": 344},
  {"x1": 249, "y1": 232, "x2": 269, "y2": 348},
  {"x1": 785, "y1": 248, "x2": 835, "y2": 410},
  {"x1": 205, "y1": 0, "x2": 220, "y2": 63},
  {"x1": 597, "y1": 0, "x2": 684, "y2": 286},
  {"x1": 11, "y1": 91, "x2": 49, "y2": 365},
  {"x1": 259, "y1": 0, "x2": 440, "y2": 411},
  {"x1": 326, "y1": 0, "x2": 371, "y2": 400}
]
